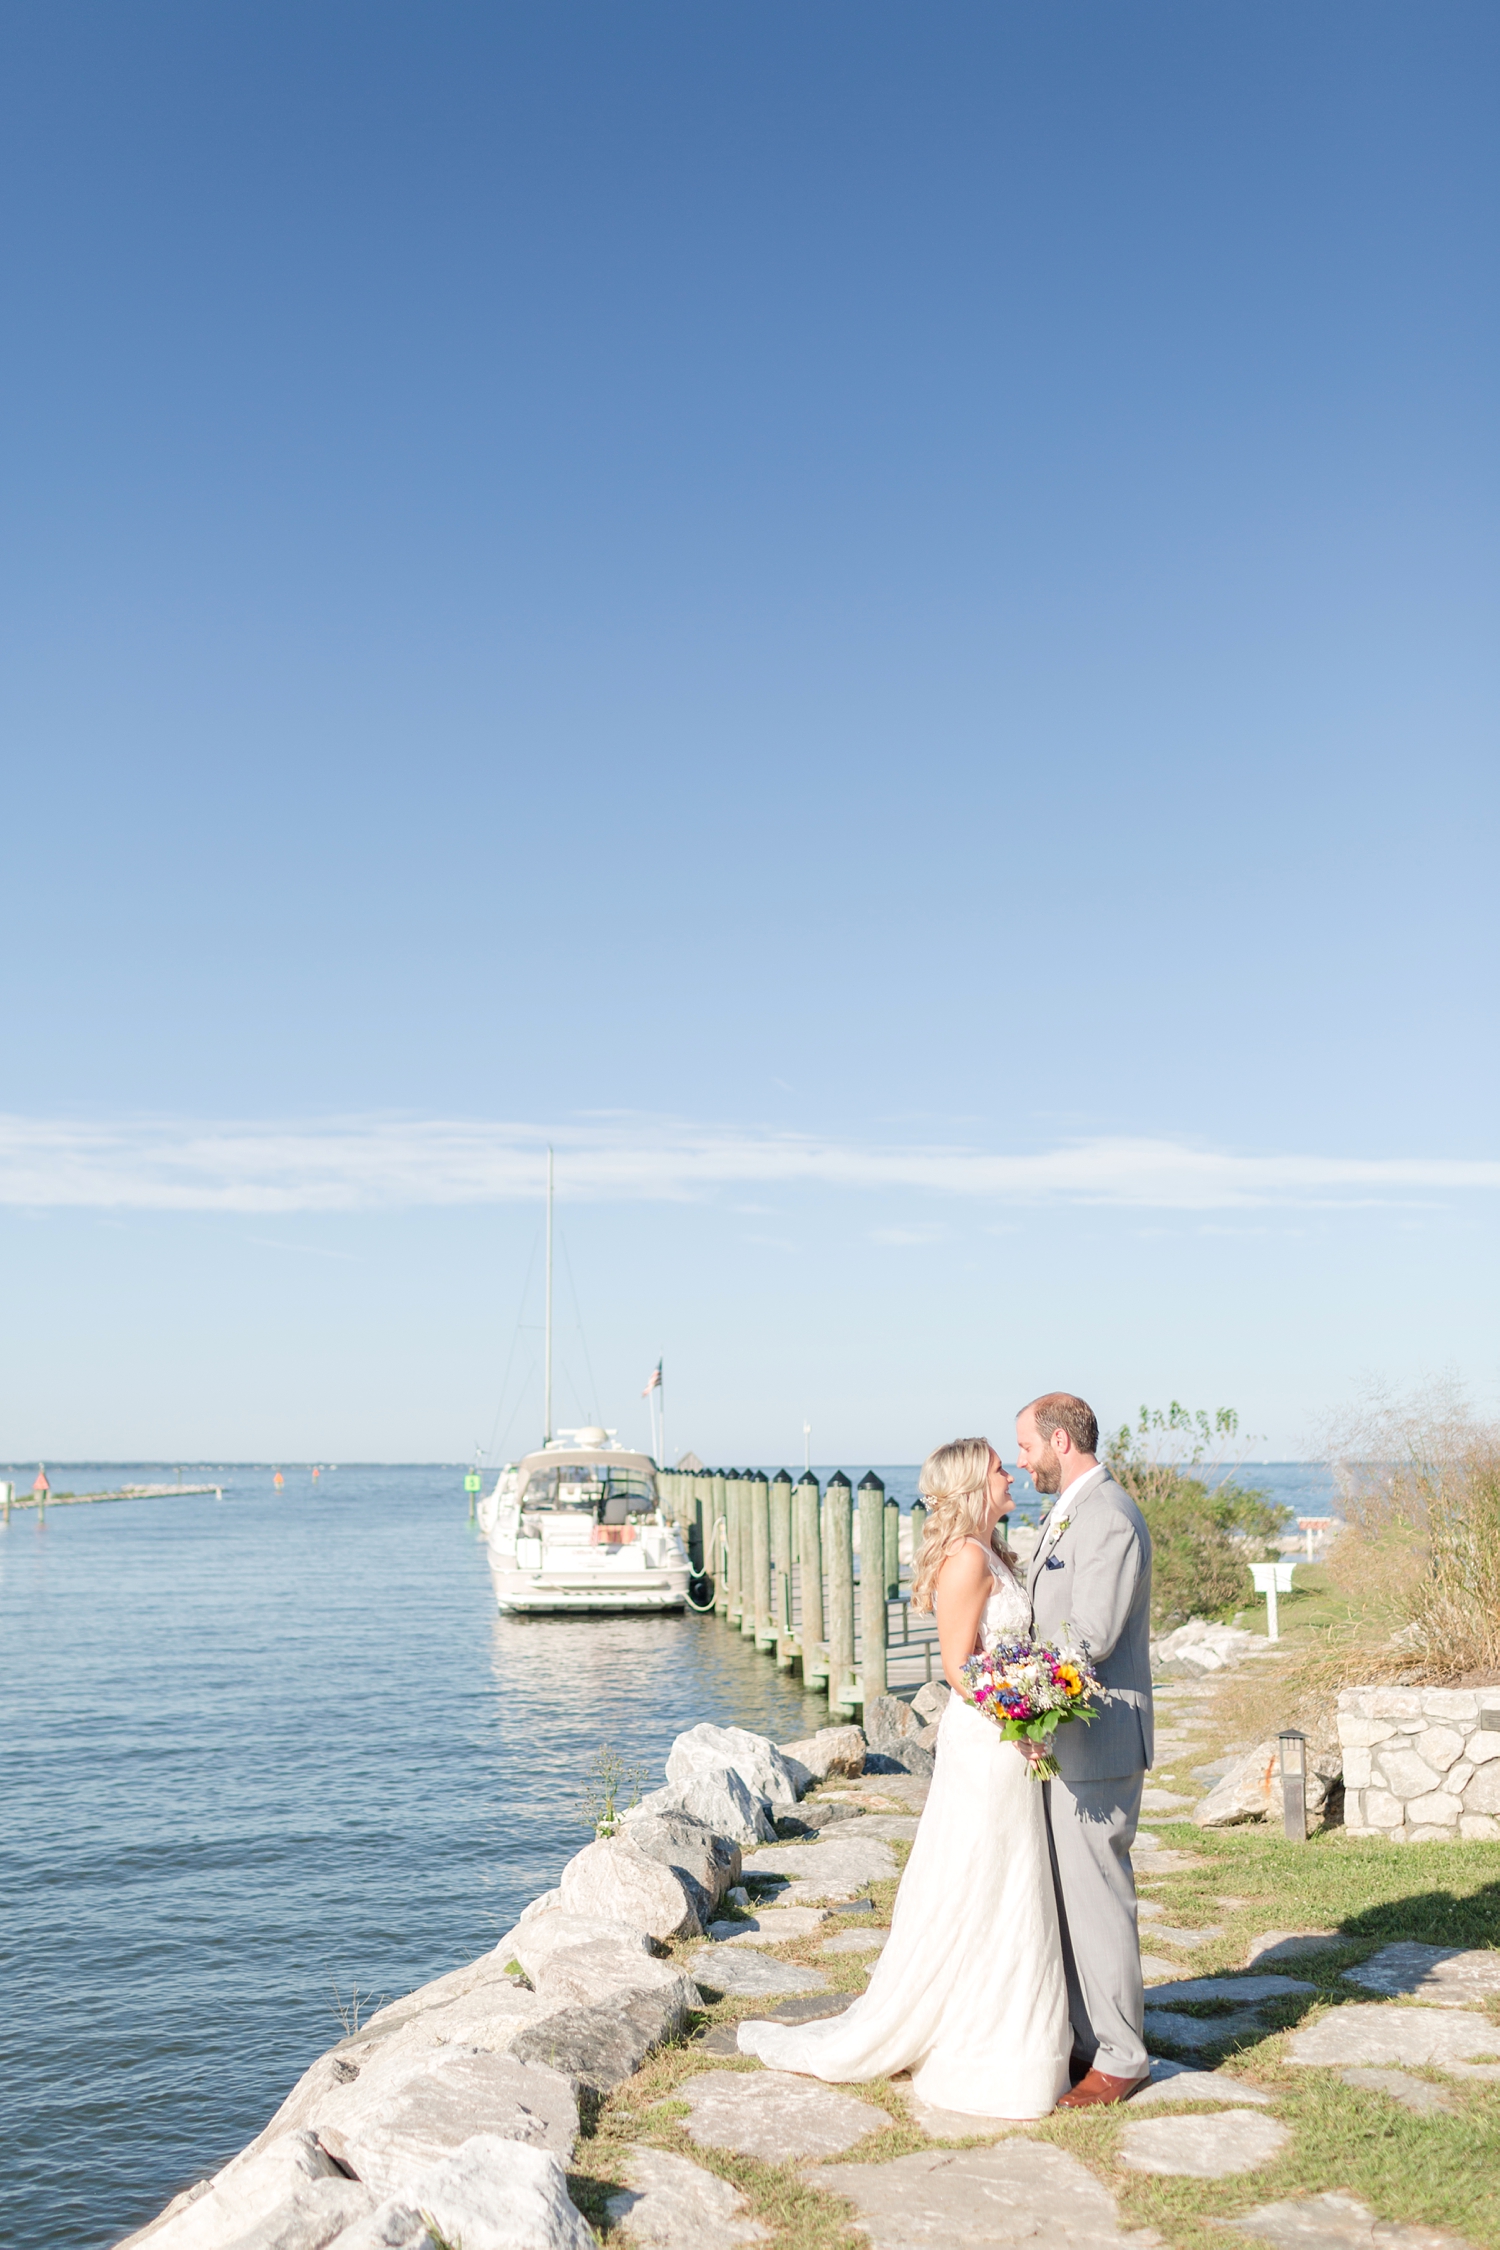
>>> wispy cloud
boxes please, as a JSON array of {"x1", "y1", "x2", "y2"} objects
[{"x1": 0, "y1": 1113, "x2": 1497, "y2": 1216}]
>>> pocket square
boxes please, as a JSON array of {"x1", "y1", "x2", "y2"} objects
[{"x1": 1044, "y1": 1554, "x2": 1066, "y2": 1569}]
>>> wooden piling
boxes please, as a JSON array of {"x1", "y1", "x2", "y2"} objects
[
  {"x1": 689, "y1": 1470, "x2": 709, "y2": 1573},
  {"x1": 883, "y1": 1494, "x2": 901, "y2": 1600},
  {"x1": 825, "y1": 1471, "x2": 856, "y2": 1714},
  {"x1": 725, "y1": 1471, "x2": 743, "y2": 1625},
  {"x1": 858, "y1": 1471, "x2": 888, "y2": 1704},
  {"x1": 909, "y1": 1499, "x2": 927, "y2": 1585},
  {"x1": 748, "y1": 1472, "x2": 774, "y2": 1648},
  {"x1": 796, "y1": 1471, "x2": 826, "y2": 1689},
  {"x1": 712, "y1": 1470, "x2": 729, "y2": 1615},
  {"x1": 771, "y1": 1470, "x2": 795, "y2": 1667}
]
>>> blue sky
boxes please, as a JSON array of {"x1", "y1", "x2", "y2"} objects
[{"x1": 2, "y1": 3, "x2": 1496, "y2": 1463}]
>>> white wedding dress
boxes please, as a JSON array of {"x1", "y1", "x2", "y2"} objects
[{"x1": 737, "y1": 1542, "x2": 1072, "y2": 2117}]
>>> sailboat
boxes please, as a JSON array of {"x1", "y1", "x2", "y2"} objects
[{"x1": 479, "y1": 1150, "x2": 691, "y2": 1615}]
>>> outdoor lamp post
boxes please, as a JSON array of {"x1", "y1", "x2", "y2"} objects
[{"x1": 1279, "y1": 1728, "x2": 1309, "y2": 1843}]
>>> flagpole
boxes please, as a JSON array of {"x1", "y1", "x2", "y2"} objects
[
  {"x1": 544, "y1": 1146, "x2": 554, "y2": 1446},
  {"x1": 659, "y1": 1364, "x2": 665, "y2": 1472}
]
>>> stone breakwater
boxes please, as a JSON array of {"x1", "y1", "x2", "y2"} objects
[
  {"x1": 1338, "y1": 1686, "x2": 1500, "y2": 1843},
  {"x1": 115, "y1": 1694, "x2": 939, "y2": 2250}
]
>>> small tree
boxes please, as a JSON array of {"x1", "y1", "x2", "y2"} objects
[{"x1": 1106, "y1": 1403, "x2": 1288, "y2": 1631}]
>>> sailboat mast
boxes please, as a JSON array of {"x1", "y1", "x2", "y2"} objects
[{"x1": 544, "y1": 1146, "x2": 554, "y2": 1445}]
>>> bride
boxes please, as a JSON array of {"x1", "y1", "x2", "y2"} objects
[{"x1": 736, "y1": 1436, "x2": 1072, "y2": 2118}]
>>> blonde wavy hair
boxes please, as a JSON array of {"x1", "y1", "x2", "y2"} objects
[{"x1": 910, "y1": 1435, "x2": 1014, "y2": 1613}]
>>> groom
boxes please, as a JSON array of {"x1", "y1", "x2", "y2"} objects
[{"x1": 1017, "y1": 1393, "x2": 1153, "y2": 2108}]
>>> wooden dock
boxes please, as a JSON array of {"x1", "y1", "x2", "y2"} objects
[{"x1": 658, "y1": 1467, "x2": 1039, "y2": 1708}]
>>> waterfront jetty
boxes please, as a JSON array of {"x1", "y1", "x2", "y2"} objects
[{"x1": 1, "y1": 1479, "x2": 223, "y2": 1519}]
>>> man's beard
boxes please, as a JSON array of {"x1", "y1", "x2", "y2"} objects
[{"x1": 1031, "y1": 1445, "x2": 1061, "y2": 1495}]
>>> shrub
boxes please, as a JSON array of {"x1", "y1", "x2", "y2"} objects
[
  {"x1": 1326, "y1": 1382, "x2": 1500, "y2": 1682},
  {"x1": 1105, "y1": 1403, "x2": 1288, "y2": 1631}
]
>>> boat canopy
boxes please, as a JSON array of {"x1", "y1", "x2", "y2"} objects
[{"x1": 515, "y1": 1448, "x2": 659, "y2": 1518}]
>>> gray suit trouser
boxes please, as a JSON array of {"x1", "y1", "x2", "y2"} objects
[{"x1": 1043, "y1": 1771, "x2": 1147, "y2": 2079}]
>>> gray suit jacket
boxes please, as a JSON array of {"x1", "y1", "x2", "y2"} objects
[{"x1": 1028, "y1": 1470, "x2": 1153, "y2": 1781}]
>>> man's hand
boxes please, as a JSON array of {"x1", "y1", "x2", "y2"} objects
[{"x1": 1019, "y1": 1739, "x2": 1051, "y2": 1768}]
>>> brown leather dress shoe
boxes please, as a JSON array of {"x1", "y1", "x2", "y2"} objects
[{"x1": 1056, "y1": 2066, "x2": 1151, "y2": 2109}]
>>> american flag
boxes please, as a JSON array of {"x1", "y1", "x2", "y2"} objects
[{"x1": 642, "y1": 1360, "x2": 662, "y2": 1397}]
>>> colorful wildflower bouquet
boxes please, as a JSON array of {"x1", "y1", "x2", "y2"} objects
[{"x1": 960, "y1": 1635, "x2": 1104, "y2": 1780}]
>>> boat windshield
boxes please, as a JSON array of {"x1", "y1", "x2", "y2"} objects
[{"x1": 520, "y1": 1465, "x2": 657, "y2": 1518}]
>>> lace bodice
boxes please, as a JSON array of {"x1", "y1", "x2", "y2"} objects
[{"x1": 972, "y1": 1540, "x2": 1030, "y2": 1649}]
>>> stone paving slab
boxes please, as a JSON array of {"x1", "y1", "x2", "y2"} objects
[
  {"x1": 1342, "y1": 1944, "x2": 1500, "y2": 2005},
  {"x1": 1246, "y1": 1934, "x2": 1346, "y2": 1967},
  {"x1": 1141, "y1": 1789, "x2": 1197, "y2": 1813},
  {"x1": 1147, "y1": 1924, "x2": 1227, "y2": 1951},
  {"x1": 685, "y1": 1947, "x2": 829, "y2": 2001},
  {"x1": 706, "y1": 1908, "x2": 831, "y2": 1946},
  {"x1": 1145, "y1": 1974, "x2": 1317, "y2": 2008},
  {"x1": 804, "y1": 2138, "x2": 1154, "y2": 2250},
  {"x1": 604, "y1": 2145, "x2": 770, "y2": 2247},
  {"x1": 1287, "y1": 2003, "x2": 1500, "y2": 2076},
  {"x1": 823, "y1": 1931, "x2": 889, "y2": 1955},
  {"x1": 1144, "y1": 2008, "x2": 1268, "y2": 2051},
  {"x1": 1117, "y1": 2108, "x2": 1289, "y2": 2177},
  {"x1": 1338, "y1": 2067, "x2": 1458, "y2": 2114},
  {"x1": 1142, "y1": 1957, "x2": 1182, "y2": 1982},
  {"x1": 897, "y1": 2086, "x2": 1030, "y2": 2140},
  {"x1": 1130, "y1": 2060, "x2": 1272, "y2": 2107},
  {"x1": 741, "y1": 1834, "x2": 899, "y2": 1902},
  {"x1": 1227, "y1": 2191, "x2": 1479, "y2": 2250},
  {"x1": 679, "y1": 2068, "x2": 886, "y2": 2160}
]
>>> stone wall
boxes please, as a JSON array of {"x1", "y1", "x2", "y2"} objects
[{"x1": 1337, "y1": 1685, "x2": 1500, "y2": 1841}]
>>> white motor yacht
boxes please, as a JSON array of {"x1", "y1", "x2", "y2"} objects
[{"x1": 484, "y1": 1427, "x2": 691, "y2": 1614}]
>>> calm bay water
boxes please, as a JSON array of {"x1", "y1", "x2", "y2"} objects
[{"x1": 0, "y1": 1458, "x2": 1331, "y2": 2247}]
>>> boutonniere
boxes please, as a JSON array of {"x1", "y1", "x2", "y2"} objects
[{"x1": 1051, "y1": 1515, "x2": 1070, "y2": 1538}]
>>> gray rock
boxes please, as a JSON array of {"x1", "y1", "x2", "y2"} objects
[
  {"x1": 776, "y1": 1725, "x2": 867, "y2": 1785},
  {"x1": 862, "y1": 1693, "x2": 922, "y2": 1744},
  {"x1": 1342, "y1": 1944, "x2": 1500, "y2": 2004},
  {"x1": 804, "y1": 2138, "x2": 1148, "y2": 2249},
  {"x1": 667, "y1": 1723, "x2": 801, "y2": 1809},
  {"x1": 679, "y1": 2068, "x2": 885, "y2": 2159},
  {"x1": 1193, "y1": 1732, "x2": 1342, "y2": 1830},
  {"x1": 706, "y1": 1906, "x2": 830, "y2": 1945},
  {"x1": 1118, "y1": 2108, "x2": 1289, "y2": 2176},
  {"x1": 911, "y1": 1680, "x2": 950, "y2": 1725},
  {"x1": 742, "y1": 1833, "x2": 898, "y2": 1901},
  {"x1": 685, "y1": 1945, "x2": 829, "y2": 1999},
  {"x1": 529, "y1": 1941, "x2": 697, "y2": 2019},
  {"x1": 1145, "y1": 1974, "x2": 1316, "y2": 2008},
  {"x1": 317, "y1": 2048, "x2": 579, "y2": 2196},
  {"x1": 121, "y1": 2131, "x2": 371, "y2": 2250},
  {"x1": 512, "y1": 1913, "x2": 654, "y2": 1984},
  {"x1": 864, "y1": 1741, "x2": 936, "y2": 1778},
  {"x1": 1228, "y1": 2190, "x2": 1480, "y2": 2250},
  {"x1": 1129, "y1": 2060, "x2": 1271, "y2": 2106},
  {"x1": 631, "y1": 1771, "x2": 774, "y2": 1849},
  {"x1": 625, "y1": 1811, "x2": 742, "y2": 1910},
  {"x1": 1246, "y1": 1933, "x2": 1346, "y2": 1967},
  {"x1": 559, "y1": 1835, "x2": 703, "y2": 1940},
  {"x1": 604, "y1": 2145, "x2": 770, "y2": 2248},
  {"x1": 510, "y1": 1981, "x2": 699, "y2": 2096},
  {"x1": 336, "y1": 2136, "x2": 594, "y2": 2250},
  {"x1": 1287, "y1": 2002, "x2": 1500, "y2": 2075},
  {"x1": 1338, "y1": 2068, "x2": 1457, "y2": 2114}
]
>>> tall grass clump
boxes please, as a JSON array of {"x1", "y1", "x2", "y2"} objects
[
  {"x1": 1106, "y1": 1403, "x2": 1288, "y2": 1630},
  {"x1": 1324, "y1": 1382, "x2": 1500, "y2": 1683}
]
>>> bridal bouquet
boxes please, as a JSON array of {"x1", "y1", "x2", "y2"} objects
[{"x1": 960, "y1": 1636, "x2": 1104, "y2": 1780}]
